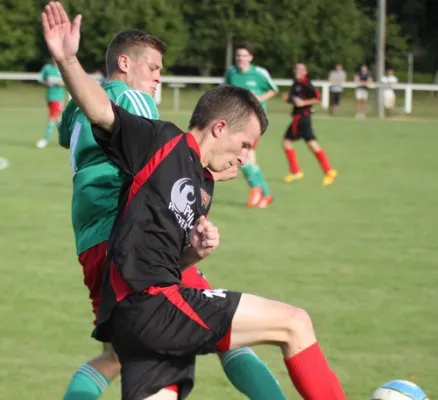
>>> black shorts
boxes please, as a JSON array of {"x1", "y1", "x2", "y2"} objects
[
  {"x1": 284, "y1": 115, "x2": 316, "y2": 142},
  {"x1": 330, "y1": 92, "x2": 342, "y2": 106},
  {"x1": 110, "y1": 285, "x2": 241, "y2": 400}
]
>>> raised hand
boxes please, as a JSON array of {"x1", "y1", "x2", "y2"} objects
[
  {"x1": 189, "y1": 216, "x2": 220, "y2": 259},
  {"x1": 41, "y1": 1, "x2": 82, "y2": 63}
]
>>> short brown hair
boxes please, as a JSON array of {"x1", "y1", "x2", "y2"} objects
[
  {"x1": 189, "y1": 85, "x2": 268, "y2": 135},
  {"x1": 106, "y1": 29, "x2": 167, "y2": 76},
  {"x1": 235, "y1": 41, "x2": 254, "y2": 56}
]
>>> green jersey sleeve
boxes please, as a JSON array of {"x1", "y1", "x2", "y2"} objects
[
  {"x1": 58, "y1": 99, "x2": 79, "y2": 149},
  {"x1": 255, "y1": 66, "x2": 278, "y2": 92},
  {"x1": 39, "y1": 65, "x2": 48, "y2": 83},
  {"x1": 115, "y1": 89, "x2": 159, "y2": 119}
]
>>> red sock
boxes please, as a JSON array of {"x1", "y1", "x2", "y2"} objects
[
  {"x1": 284, "y1": 343, "x2": 347, "y2": 400},
  {"x1": 285, "y1": 148, "x2": 301, "y2": 174},
  {"x1": 314, "y1": 149, "x2": 332, "y2": 174}
]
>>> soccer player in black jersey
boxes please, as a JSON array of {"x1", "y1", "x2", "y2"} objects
[
  {"x1": 282, "y1": 63, "x2": 338, "y2": 186},
  {"x1": 43, "y1": 3, "x2": 348, "y2": 400}
]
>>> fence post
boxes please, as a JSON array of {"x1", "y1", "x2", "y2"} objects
[
  {"x1": 321, "y1": 83, "x2": 330, "y2": 110},
  {"x1": 404, "y1": 86, "x2": 413, "y2": 114},
  {"x1": 169, "y1": 83, "x2": 186, "y2": 111}
]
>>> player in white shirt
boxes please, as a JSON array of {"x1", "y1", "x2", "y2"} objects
[{"x1": 381, "y1": 68, "x2": 398, "y2": 117}]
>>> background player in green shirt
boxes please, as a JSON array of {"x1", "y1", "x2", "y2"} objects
[
  {"x1": 58, "y1": 26, "x2": 285, "y2": 400},
  {"x1": 36, "y1": 59, "x2": 65, "y2": 148},
  {"x1": 224, "y1": 41, "x2": 278, "y2": 209}
]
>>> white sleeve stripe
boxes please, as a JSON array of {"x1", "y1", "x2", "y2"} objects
[
  {"x1": 124, "y1": 91, "x2": 148, "y2": 117},
  {"x1": 131, "y1": 90, "x2": 153, "y2": 118},
  {"x1": 256, "y1": 67, "x2": 278, "y2": 91}
]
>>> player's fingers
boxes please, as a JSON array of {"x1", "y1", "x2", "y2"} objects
[
  {"x1": 45, "y1": 4, "x2": 56, "y2": 29},
  {"x1": 203, "y1": 228, "x2": 218, "y2": 240},
  {"x1": 195, "y1": 216, "x2": 207, "y2": 233},
  {"x1": 202, "y1": 239, "x2": 219, "y2": 249},
  {"x1": 57, "y1": 1, "x2": 70, "y2": 24},
  {"x1": 71, "y1": 14, "x2": 82, "y2": 36},
  {"x1": 51, "y1": 1, "x2": 62, "y2": 26},
  {"x1": 41, "y1": 12, "x2": 51, "y2": 36}
]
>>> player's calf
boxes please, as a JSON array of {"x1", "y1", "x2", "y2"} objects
[{"x1": 229, "y1": 293, "x2": 347, "y2": 400}]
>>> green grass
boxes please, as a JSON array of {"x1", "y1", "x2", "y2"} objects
[{"x1": 0, "y1": 85, "x2": 437, "y2": 399}]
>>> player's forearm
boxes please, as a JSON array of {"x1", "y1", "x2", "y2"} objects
[
  {"x1": 258, "y1": 90, "x2": 277, "y2": 103},
  {"x1": 58, "y1": 56, "x2": 114, "y2": 130},
  {"x1": 180, "y1": 247, "x2": 204, "y2": 271},
  {"x1": 302, "y1": 98, "x2": 320, "y2": 106}
]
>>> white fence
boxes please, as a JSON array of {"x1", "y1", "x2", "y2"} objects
[{"x1": 1, "y1": 72, "x2": 438, "y2": 114}]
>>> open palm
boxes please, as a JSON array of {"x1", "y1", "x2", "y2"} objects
[{"x1": 42, "y1": 2, "x2": 82, "y2": 63}]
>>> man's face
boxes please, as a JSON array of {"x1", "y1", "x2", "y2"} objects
[
  {"x1": 336, "y1": 64, "x2": 343, "y2": 71},
  {"x1": 295, "y1": 63, "x2": 308, "y2": 80},
  {"x1": 235, "y1": 49, "x2": 253, "y2": 71},
  {"x1": 387, "y1": 69, "x2": 394, "y2": 76},
  {"x1": 124, "y1": 47, "x2": 163, "y2": 96},
  {"x1": 361, "y1": 65, "x2": 368, "y2": 74},
  {"x1": 207, "y1": 114, "x2": 261, "y2": 173}
]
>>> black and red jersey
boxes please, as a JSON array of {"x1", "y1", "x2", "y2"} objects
[
  {"x1": 287, "y1": 77, "x2": 320, "y2": 116},
  {"x1": 91, "y1": 103, "x2": 215, "y2": 341}
]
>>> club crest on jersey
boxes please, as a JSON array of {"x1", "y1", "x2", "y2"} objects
[
  {"x1": 200, "y1": 188, "x2": 211, "y2": 208},
  {"x1": 169, "y1": 178, "x2": 196, "y2": 231}
]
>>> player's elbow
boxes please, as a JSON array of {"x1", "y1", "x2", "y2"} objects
[{"x1": 87, "y1": 103, "x2": 114, "y2": 131}]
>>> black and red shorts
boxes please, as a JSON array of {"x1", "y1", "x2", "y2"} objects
[
  {"x1": 110, "y1": 285, "x2": 241, "y2": 400},
  {"x1": 284, "y1": 114, "x2": 316, "y2": 142}
]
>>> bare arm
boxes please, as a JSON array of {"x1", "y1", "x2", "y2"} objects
[
  {"x1": 180, "y1": 247, "x2": 204, "y2": 271},
  {"x1": 298, "y1": 98, "x2": 320, "y2": 107},
  {"x1": 42, "y1": 2, "x2": 114, "y2": 131},
  {"x1": 57, "y1": 56, "x2": 114, "y2": 130},
  {"x1": 257, "y1": 89, "x2": 277, "y2": 103}
]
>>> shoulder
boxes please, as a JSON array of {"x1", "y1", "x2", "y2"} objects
[
  {"x1": 115, "y1": 89, "x2": 159, "y2": 119},
  {"x1": 254, "y1": 65, "x2": 272, "y2": 78}
]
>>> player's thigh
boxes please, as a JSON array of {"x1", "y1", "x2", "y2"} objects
[
  {"x1": 229, "y1": 293, "x2": 316, "y2": 350},
  {"x1": 300, "y1": 117, "x2": 317, "y2": 144}
]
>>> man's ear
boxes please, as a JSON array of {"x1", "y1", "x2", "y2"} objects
[
  {"x1": 212, "y1": 119, "x2": 227, "y2": 138},
  {"x1": 117, "y1": 54, "x2": 130, "y2": 73}
]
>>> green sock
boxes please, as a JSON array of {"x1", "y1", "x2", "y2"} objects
[
  {"x1": 44, "y1": 120, "x2": 56, "y2": 141},
  {"x1": 240, "y1": 162, "x2": 260, "y2": 188},
  {"x1": 63, "y1": 364, "x2": 110, "y2": 400},
  {"x1": 253, "y1": 165, "x2": 271, "y2": 196},
  {"x1": 221, "y1": 348, "x2": 286, "y2": 400}
]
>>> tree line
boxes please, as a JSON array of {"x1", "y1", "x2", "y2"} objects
[{"x1": 1, "y1": 0, "x2": 435, "y2": 79}]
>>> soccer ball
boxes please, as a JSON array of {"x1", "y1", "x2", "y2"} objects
[{"x1": 370, "y1": 380, "x2": 428, "y2": 400}]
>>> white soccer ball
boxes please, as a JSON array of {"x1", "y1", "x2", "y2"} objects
[{"x1": 371, "y1": 380, "x2": 428, "y2": 400}]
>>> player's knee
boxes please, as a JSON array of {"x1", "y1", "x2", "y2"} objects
[
  {"x1": 284, "y1": 305, "x2": 314, "y2": 340},
  {"x1": 103, "y1": 343, "x2": 120, "y2": 365},
  {"x1": 307, "y1": 140, "x2": 321, "y2": 152},
  {"x1": 283, "y1": 139, "x2": 293, "y2": 149}
]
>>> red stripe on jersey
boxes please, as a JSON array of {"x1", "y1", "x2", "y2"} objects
[
  {"x1": 186, "y1": 132, "x2": 201, "y2": 157},
  {"x1": 315, "y1": 88, "x2": 321, "y2": 100},
  {"x1": 110, "y1": 261, "x2": 134, "y2": 302},
  {"x1": 147, "y1": 285, "x2": 211, "y2": 330},
  {"x1": 125, "y1": 133, "x2": 184, "y2": 210}
]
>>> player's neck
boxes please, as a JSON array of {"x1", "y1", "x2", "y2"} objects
[
  {"x1": 238, "y1": 64, "x2": 251, "y2": 73},
  {"x1": 188, "y1": 129, "x2": 212, "y2": 167}
]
